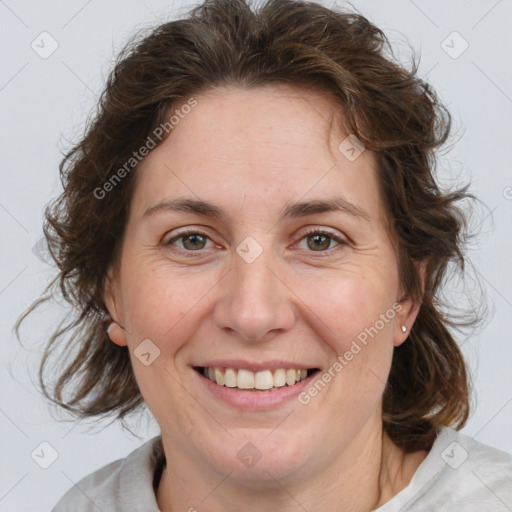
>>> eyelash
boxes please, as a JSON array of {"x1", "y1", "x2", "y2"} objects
[{"x1": 164, "y1": 227, "x2": 347, "y2": 258}]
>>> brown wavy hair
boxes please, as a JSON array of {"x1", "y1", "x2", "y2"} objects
[{"x1": 15, "y1": 0, "x2": 483, "y2": 451}]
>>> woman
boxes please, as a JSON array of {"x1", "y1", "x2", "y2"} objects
[{"x1": 16, "y1": 0, "x2": 512, "y2": 510}]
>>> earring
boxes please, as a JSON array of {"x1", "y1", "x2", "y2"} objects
[{"x1": 401, "y1": 325, "x2": 407, "y2": 333}]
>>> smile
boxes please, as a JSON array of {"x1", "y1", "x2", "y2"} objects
[{"x1": 195, "y1": 366, "x2": 319, "y2": 391}]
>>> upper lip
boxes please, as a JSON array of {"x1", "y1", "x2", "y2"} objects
[{"x1": 193, "y1": 359, "x2": 319, "y2": 372}]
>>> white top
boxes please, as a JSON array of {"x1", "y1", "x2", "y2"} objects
[{"x1": 52, "y1": 426, "x2": 512, "y2": 511}]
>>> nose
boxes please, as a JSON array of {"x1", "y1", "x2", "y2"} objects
[{"x1": 213, "y1": 245, "x2": 296, "y2": 343}]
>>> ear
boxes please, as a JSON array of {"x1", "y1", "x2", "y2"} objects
[
  {"x1": 103, "y1": 264, "x2": 128, "y2": 347},
  {"x1": 393, "y1": 260, "x2": 426, "y2": 347}
]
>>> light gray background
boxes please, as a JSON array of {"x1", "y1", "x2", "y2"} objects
[{"x1": 1, "y1": 0, "x2": 511, "y2": 510}]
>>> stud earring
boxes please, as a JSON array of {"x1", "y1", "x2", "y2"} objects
[{"x1": 401, "y1": 325, "x2": 407, "y2": 333}]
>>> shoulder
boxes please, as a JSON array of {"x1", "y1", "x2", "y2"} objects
[
  {"x1": 377, "y1": 426, "x2": 512, "y2": 512},
  {"x1": 440, "y1": 427, "x2": 512, "y2": 508},
  {"x1": 51, "y1": 435, "x2": 164, "y2": 512}
]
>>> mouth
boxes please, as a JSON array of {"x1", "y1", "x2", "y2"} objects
[{"x1": 194, "y1": 366, "x2": 321, "y2": 392}]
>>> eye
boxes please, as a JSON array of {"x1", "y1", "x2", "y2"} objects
[
  {"x1": 296, "y1": 228, "x2": 347, "y2": 254},
  {"x1": 164, "y1": 227, "x2": 347, "y2": 256},
  {"x1": 165, "y1": 229, "x2": 215, "y2": 252}
]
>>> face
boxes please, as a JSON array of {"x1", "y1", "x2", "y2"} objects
[{"x1": 105, "y1": 84, "x2": 420, "y2": 484}]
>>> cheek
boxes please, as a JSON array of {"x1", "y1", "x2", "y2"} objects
[
  {"x1": 121, "y1": 261, "x2": 217, "y2": 345},
  {"x1": 298, "y1": 269, "x2": 398, "y2": 411},
  {"x1": 300, "y1": 270, "x2": 397, "y2": 354},
  {"x1": 307, "y1": 278, "x2": 397, "y2": 426},
  {"x1": 119, "y1": 264, "x2": 207, "y2": 425}
]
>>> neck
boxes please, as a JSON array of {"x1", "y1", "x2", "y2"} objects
[{"x1": 156, "y1": 420, "x2": 427, "y2": 512}]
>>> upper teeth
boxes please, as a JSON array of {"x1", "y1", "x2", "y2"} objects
[{"x1": 203, "y1": 367, "x2": 308, "y2": 389}]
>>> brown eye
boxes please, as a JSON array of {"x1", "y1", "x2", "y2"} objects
[
  {"x1": 181, "y1": 233, "x2": 207, "y2": 250},
  {"x1": 165, "y1": 229, "x2": 213, "y2": 252},
  {"x1": 306, "y1": 233, "x2": 332, "y2": 251},
  {"x1": 297, "y1": 228, "x2": 347, "y2": 254}
]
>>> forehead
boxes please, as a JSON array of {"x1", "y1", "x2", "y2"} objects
[{"x1": 130, "y1": 84, "x2": 383, "y2": 225}]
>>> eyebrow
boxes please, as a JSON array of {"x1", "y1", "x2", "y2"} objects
[{"x1": 142, "y1": 196, "x2": 371, "y2": 223}]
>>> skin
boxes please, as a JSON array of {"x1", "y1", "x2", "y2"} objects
[{"x1": 104, "y1": 83, "x2": 428, "y2": 512}]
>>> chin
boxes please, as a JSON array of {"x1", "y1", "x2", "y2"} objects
[{"x1": 203, "y1": 430, "x2": 315, "y2": 485}]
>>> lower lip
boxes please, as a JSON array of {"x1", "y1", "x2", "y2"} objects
[{"x1": 194, "y1": 369, "x2": 317, "y2": 411}]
